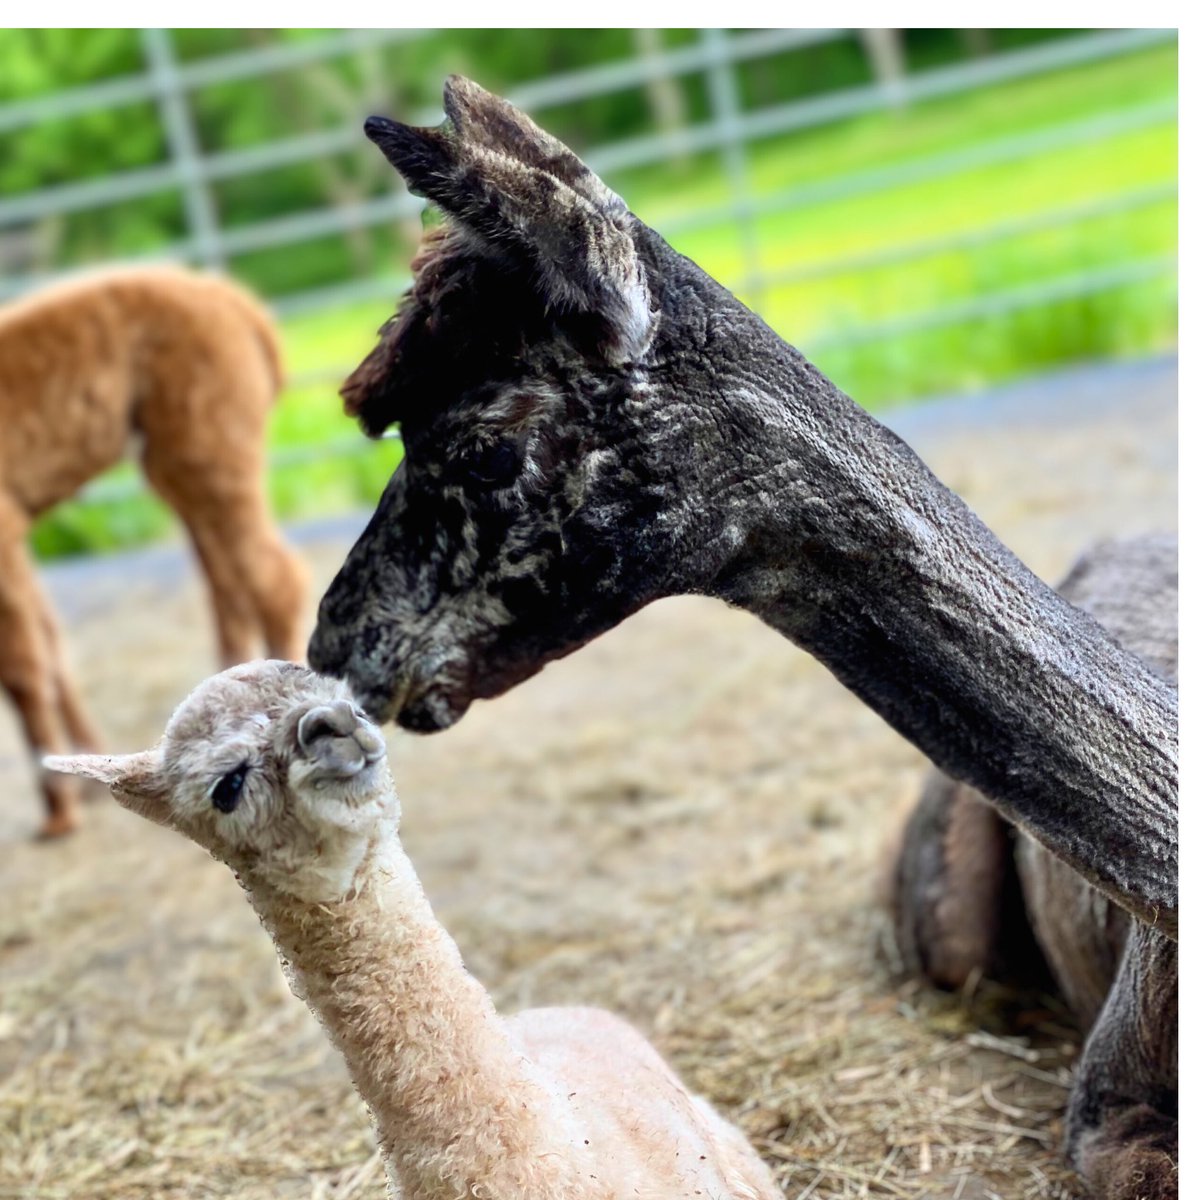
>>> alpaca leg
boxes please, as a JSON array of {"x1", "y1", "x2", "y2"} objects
[
  {"x1": 241, "y1": 524, "x2": 308, "y2": 663},
  {"x1": 889, "y1": 772, "x2": 1043, "y2": 988},
  {"x1": 193, "y1": 502, "x2": 306, "y2": 665},
  {"x1": 35, "y1": 578, "x2": 103, "y2": 752},
  {"x1": 53, "y1": 657, "x2": 104, "y2": 754},
  {"x1": 191, "y1": 519, "x2": 269, "y2": 668},
  {"x1": 0, "y1": 521, "x2": 82, "y2": 837},
  {"x1": 142, "y1": 447, "x2": 306, "y2": 665},
  {"x1": 1066, "y1": 925, "x2": 1177, "y2": 1199},
  {"x1": 181, "y1": 518, "x2": 263, "y2": 667},
  {"x1": 1015, "y1": 837, "x2": 1128, "y2": 1030},
  {"x1": 142, "y1": 454, "x2": 263, "y2": 665}
]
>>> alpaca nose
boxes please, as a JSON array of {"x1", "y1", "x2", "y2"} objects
[
  {"x1": 298, "y1": 701, "x2": 386, "y2": 774},
  {"x1": 299, "y1": 700, "x2": 358, "y2": 744}
]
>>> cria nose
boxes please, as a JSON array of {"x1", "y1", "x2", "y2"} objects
[
  {"x1": 298, "y1": 701, "x2": 384, "y2": 762},
  {"x1": 299, "y1": 700, "x2": 358, "y2": 744}
]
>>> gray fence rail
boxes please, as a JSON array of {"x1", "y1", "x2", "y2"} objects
[{"x1": 0, "y1": 26, "x2": 1179, "y2": 509}]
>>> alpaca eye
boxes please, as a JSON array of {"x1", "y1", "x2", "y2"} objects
[
  {"x1": 465, "y1": 442, "x2": 521, "y2": 488},
  {"x1": 210, "y1": 763, "x2": 249, "y2": 814}
]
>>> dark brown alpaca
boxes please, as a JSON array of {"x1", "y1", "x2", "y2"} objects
[
  {"x1": 891, "y1": 534, "x2": 1177, "y2": 1200},
  {"x1": 308, "y1": 78, "x2": 1177, "y2": 1197},
  {"x1": 2, "y1": 266, "x2": 309, "y2": 837}
]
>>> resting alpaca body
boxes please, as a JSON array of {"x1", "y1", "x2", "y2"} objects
[
  {"x1": 2, "y1": 265, "x2": 308, "y2": 836},
  {"x1": 47, "y1": 661, "x2": 782, "y2": 1200},
  {"x1": 891, "y1": 535, "x2": 1178, "y2": 1200},
  {"x1": 305, "y1": 79, "x2": 1177, "y2": 1196}
]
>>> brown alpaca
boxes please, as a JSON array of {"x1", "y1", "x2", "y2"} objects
[
  {"x1": 1, "y1": 266, "x2": 308, "y2": 838},
  {"x1": 47, "y1": 661, "x2": 784, "y2": 1200}
]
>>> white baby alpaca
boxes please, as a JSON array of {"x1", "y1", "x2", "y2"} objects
[{"x1": 48, "y1": 661, "x2": 782, "y2": 1200}]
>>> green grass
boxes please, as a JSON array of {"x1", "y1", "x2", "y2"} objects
[{"x1": 31, "y1": 42, "x2": 1177, "y2": 560}]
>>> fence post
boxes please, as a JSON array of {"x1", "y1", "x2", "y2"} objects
[
  {"x1": 859, "y1": 29, "x2": 909, "y2": 107},
  {"x1": 700, "y1": 28, "x2": 765, "y2": 307},
  {"x1": 141, "y1": 28, "x2": 225, "y2": 268}
]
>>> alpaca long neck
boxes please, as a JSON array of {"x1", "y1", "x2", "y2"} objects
[
  {"x1": 680, "y1": 332, "x2": 1177, "y2": 935},
  {"x1": 249, "y1": 844, "x2": 568, "y2": 1198}
]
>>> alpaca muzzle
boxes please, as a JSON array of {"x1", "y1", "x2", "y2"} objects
[{"x1": 297, "y1": 701, "x2": 386, "y2": 779}]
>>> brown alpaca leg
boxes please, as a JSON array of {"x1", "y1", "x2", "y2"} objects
[
  {"x1": 135, "y1": 308, "x2": 306, "y2": 665},
  {"x1": 1066, "y1": 926, "x2": 1177, "y2": 1199},
  {"x1": 142, "y1": 446, "x2": 306, "y2": 666},
  {"x1": 249, "y1": 530, "x2": 309, "y2": 663},
  {"x1": 54, "y1": 662, "x2": 105, "y2": 754},
  {"x1": 889, "y1": 772, "x2": 1043, "y2": 988},
  {"x1": 35, "y1": 579, "x2": 104, "y2": 752},
  {"x1": 141, "y1": 450, "x2": 262, "y2": 665},
  {"x1": 187, "y1": 516, "x2": 267, "y2": 668},
  {"x1": 0, "y1": 520, "x2": 82, "y2": 837},
  {"x1": 201, "y1": 518, "x2": 309, "y2": 665},
  {"x1": 193, "y1": 506, "x2": 306, "y2": 665}
]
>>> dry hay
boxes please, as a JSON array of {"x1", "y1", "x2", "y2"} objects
[{"x1": 0, "y1": 364, "x2": 1176, "y2": 1198}]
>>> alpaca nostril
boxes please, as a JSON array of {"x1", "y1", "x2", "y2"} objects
[
  {"x1": 299, "y1": 715, "x2": 333, "y2": 749},
  {"x1": 298, "y1": 710, "x2": 333, "y2": 755},
  {"x1": 298, "y1": 702, "x2": 357, "y2": 753},
  {"x1": 297, "y1": 702, "x2": 385, "y2": 778}
]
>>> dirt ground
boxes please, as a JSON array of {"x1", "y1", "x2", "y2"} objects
[{"x1": 0, "y1": 357, "x2": 1177, "y2": 1199}]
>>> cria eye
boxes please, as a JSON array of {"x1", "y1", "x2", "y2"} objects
[
  {"x1": 465, "y1": 441, "x2": 521, "y2": 488},
  {"x1": 210, "y1": 763, "x2": 249, "y2": 813}
]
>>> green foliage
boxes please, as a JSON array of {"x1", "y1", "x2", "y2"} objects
[
  {"x1": 813, "y1": 276, "x2": 1175, "y2": 408},
  {"x1": 0, "y1": 31, "x2": 160, "y2": 209},
  {"x1": 29, "y1": 484, "x2": 174, "y2": 558},
  {"x1": 0, "y1": 28, "x2": 141, "y2": 98},
  {"x1": 0, "y1": 28, "x2": 1101, "y2": 293}
]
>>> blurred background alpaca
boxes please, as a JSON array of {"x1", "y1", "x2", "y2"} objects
[{"x1": 0, "y1": 266, "x2": 307, "y2": 836}]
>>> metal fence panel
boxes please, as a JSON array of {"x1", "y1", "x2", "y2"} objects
[
  {"x1": 1, "y1": 28, "x2": 1176, "y2": 296},
  {"x1": 0, "y1": 26, "x2": 1178, "y2": 512}
]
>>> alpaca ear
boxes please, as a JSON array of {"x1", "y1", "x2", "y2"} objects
[
  {"x1": 364, "y1": 76, "x2": 655, "y2": 362},
  {"x1": 43, "y1": 750, "x2": 172, "y2": 826}
]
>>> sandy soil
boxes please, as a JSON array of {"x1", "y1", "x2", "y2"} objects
[{"x1": 0, "y1": 357, "x2": 1176, "y2": 1199}]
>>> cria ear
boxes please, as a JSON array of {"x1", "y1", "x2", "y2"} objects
[
  {"x1": 364, "y1": 77, "x2": 655, "y2": 362},
  {"x1": 43, "y1": 750, "x2": 172, "y2": 827}
]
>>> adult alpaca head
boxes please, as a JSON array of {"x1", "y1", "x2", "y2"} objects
[
  {"x1": 310, "y1": 76, "x2": 757, "y2": 731},
  {"x1": 310, "y1": 78, "x2": 1175, "y2": 943}
]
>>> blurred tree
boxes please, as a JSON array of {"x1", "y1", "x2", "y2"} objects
[
  {"x1": 240, "y1": 31, "x2": 409, "y2": 274},
  {"x1": 0, "y1": 30, "x2": 167, "y2": 273},
  {"x1": 960, "y1": 29, "x2": 993, "y2": 57}
]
